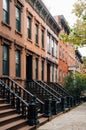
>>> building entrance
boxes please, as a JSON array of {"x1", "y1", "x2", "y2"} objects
[
  {"x1": 47, "y1": 63, "x2": 50, "y2": 82},
  {"x1": 26, "y1": 55, "x2": 32, "y2": 80}
]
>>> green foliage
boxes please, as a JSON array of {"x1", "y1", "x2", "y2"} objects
[
  {"x1": 64, "y1": 74, "x2": 86, "y2": 96},
  {"x1": 72, "y1": 0, "x2": 86, "y2": 19},
  {"x1": 60, "y1": 0, "x2": 86, "y2": 46}
]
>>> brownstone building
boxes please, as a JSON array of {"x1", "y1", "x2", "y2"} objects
[
  {"x1": 54, "y1": 15, "x2": 75, "y2": 84},
  {"x1": 0, "y1": 0, "x2": 60, "y2": 85}
]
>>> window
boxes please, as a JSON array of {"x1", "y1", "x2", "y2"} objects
[
  {"x1": 56, "y1": 42, "x2": 58, "y2": 58},
  {"x1": 52, "y1": 38, "x2": 54, "y2": 56},
  {"x1": 41, "y1": 30, "x2": 44, "y2": 48},
  {"x1": 27, "y1": 17, "x2": 31, "y2": 39},
  {"x1": 2, "y1": 45, "x2": 9, "y2": 75},
  {"x1": 41, "y1": 60, "x2": 44, "y2": 80},
  {"x1": 3, "y1": 0, "x2": 9, "y2": 24},
  {"x1": 55, "y1": 66, "x2": 58, "y2": 82},
  {"x1": 54, "y1": 40, "x2": 58, "y2": 58},
  {"x1": 16, "y1": 50, "x2": 20, "y2": 77},
  {"x1": 47, "y1": 33, "x2": 51, "y2": 53},
  {"x1": 16, "y1": 6, "x2": 21, "y2": 32},
  {"x1": 35, "y1": 58, "x2": 38, "y2": 80},
  {"x1": 52, "y1": 64, "x2": 54, "y2": 82},
  {"x1": 35, "y1": 24, "x2": 38, "y2": 44}
]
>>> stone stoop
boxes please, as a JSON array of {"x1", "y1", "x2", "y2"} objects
[{"x1": 0, "y1": 98, "x2": 49, "y2": 130}]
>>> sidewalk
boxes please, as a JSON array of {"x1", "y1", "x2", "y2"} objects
[{"x1": 37, "y1": 103, "x2": 86, "y2": 130}]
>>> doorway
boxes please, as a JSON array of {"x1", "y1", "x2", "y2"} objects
[
  {"x1": 47, "y1": 63, "x2": 50, "y2": 82},
  {"x1": 26, "y1": 55, "x2": 32, "y2": 80}
]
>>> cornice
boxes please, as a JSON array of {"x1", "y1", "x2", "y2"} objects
[{"x1": 26, "y1": 0, "x2": 61, "y2": 35}]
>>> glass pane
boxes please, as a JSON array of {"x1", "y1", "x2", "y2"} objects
[
  {"x1": 16, "y1": 51, "x2": 20, "y2": 77},
  {"x1": 27, "y1": 17, "x2": 31, "y2": 29},
  {"x1": 42, "y1": 30, "x2": 44, "y2": 48},
  {"x1": 35, "y1": 24, "x2": 38, "y2": 35},
  {"x1": 2, "y1": 45, "x2": 9, "y2": 75},
  {"x1": 3, "y1": 0, "x2": 8, "y2": 11},
  {"x1": 3, "y1": 45, "x2": 8, "y2": 60},
  {"x1": 16, "y1": 64, "x2": 20, "y2": 77},
  {"x1": 16, "y1": 7, "x2": 20, "y2": 20},
  {"x1": 16, "y1": 51, "x2": 20, "y2": 64},
  {"x1": 16, "y1": 20, "x2": 21, "y2": 32}
]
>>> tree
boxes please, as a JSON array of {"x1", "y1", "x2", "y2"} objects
[
  {"x1": 60, "y1": 0, "x2": 86, "y2": 46},
  {"x1": 64, "y1": 73, "x2": 86, "y2": 96}
]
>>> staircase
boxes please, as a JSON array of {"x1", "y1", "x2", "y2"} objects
[
  {"x1": 26, "y1": 80, "x2": 74, "y2": 113},
  {"x1": 0, "y1": 77, "x2": 80, "y2": 129},
  {"x1": 0, "y1": 77, "x2": 49, "y2": 130},
  {"x1": 26, "y1": 80, "x2": 61, "y2": 103},
  {"x1": 0, "y1": 98, "x2": 49, "y2": 130},
  {"x1": 47, "y1": 82, "x2": 73, "y2": 108}
]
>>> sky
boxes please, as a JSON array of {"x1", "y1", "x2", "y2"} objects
[{"x1": 42, "y1": 0, "x2": 86, "y2": 57}]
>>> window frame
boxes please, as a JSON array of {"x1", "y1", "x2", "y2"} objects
[
  {"x1": 41, "y1": 60, "x2": 44, "y2": 81},
  {"x1": 52, "y1": 37, "x2": 54, "y2": 56},
  {"x1": 35, "y1": 23, "x2": 39, "y2": 44},
  {"x1": 47, "y1": 33, "x2": 51, "y2": 53},
  {"x1": 3, "y1": 0, "x2": 10, "y2": 24},
  {"x1": 16, "y1": 50, "x2": 21, "y2": 77},
  {"x1": 41, "y1": 29, "x2": 44, "y2": 49},
  {"x1": 52, "y1": 64, "x2": 54, "y2": 82},
  {"x1": 35, "y1": 58, "x2": 38, "y2": 80},
  {"x1": 2, "y1": 44, "x2": 9, "y2": 75},
  {"x1": 27, "y1": 16, "x2": 31, "y2": 39},
  {"x1": 16, "y1": 6, "x2": 21, "y2": 32}
]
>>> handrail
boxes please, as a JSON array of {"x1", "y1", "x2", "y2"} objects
[
  {"x1": 27, "y1": 80, "x2": 61, "y2": 102},
  {"x1": 37, "y1": 80, "x2": 62, "y2": 98},
  {"x1": 50, "y1": 82, "x2": 73, "y2": 98},
  {"x1": 0, "y1": 79, "x2": 28, "y2": 106},
  {"x1": 55, "y1": 82, "x2": 73, "y2": 98},
  {"x1": 0, "y1": 77, "x2": 44, "y2": 105}
]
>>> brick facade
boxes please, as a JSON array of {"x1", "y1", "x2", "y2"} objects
[{"x1": 0, "y1": 0, "x2": 60, "y2": 85}]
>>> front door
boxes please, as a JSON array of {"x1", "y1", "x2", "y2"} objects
[
  {"x1": 26, "y1": 55, "x2": 32, "y2": 80},
  {"x1": 47, "y1": 63, "x2": 50, "y2": 82}
]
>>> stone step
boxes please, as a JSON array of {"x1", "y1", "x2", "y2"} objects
[
  {"x1": 0, "y1": 108, "x2": 16, "y2": 118},
  {"x1": 0, "y1": 119, "x2": 28, "y2": 130},
  {"x1": 0, "y1": 103, "x2": 11, "y2": 110},
  {"x1": 0, "y1": 98, "x2": 50, "y2": 130},
  {"x1": 0, "y1": 98, "x2": 7, "y2": 103},
  {"x1": 0, "y1": 113, "x2": 22, "y2": 126}
]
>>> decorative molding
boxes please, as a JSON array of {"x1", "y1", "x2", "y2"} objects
[
  {"x1": 26, "y1": 8, "x2": 33, "y2": 18},
  {"x1": 14, "y1": 39, "x2": 24, "y2": 52},
  {"x1": 14, "y1": 0, "x2": 24, "y2": 12},
  {"x1": 26, "y1": 0, "x2": 60, "y2": 35}
]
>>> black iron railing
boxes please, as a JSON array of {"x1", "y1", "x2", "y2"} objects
[
  {"x1": 26, "y1": 80, "x2": 61, "y2": 103},
  {"x1": 25, "y1": 80, "x2": 67, "y2": 116},
  {"x1": 37, "y1": 80, "x2": 62, "y2": 99},
  {"x1": 47, "y1": 82, "x2": 74, "y2": 108},
  {"x1": 0, "y1": 77, "x2": 44, "y2": 113}
]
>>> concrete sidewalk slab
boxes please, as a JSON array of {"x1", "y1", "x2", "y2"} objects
[{"x1": 37, "y1": 103, "x2": 86, "y2": 130}]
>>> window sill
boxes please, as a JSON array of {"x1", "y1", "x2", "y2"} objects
[
  {"x1": 27, "y1": 38, "x2": 32, "y2": 43},
  {"x1": 14, "y1": 77, "x2": 22, "y2": 81},
  {"x1": 15, "y1": 30, "x2": 22, "y2": 37},
  {"x1": 35, "y1": 43, "x2": 39, "y2": 47},
  {"x1": 1, "y1": 21, "x2": 11, "y2": 30},
  {"x1": 41, "y1": 48, "x2": 45, "y2": 51},
  {"x1": 47, "y1": 52, "x2": 51, "y2": 55}
]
